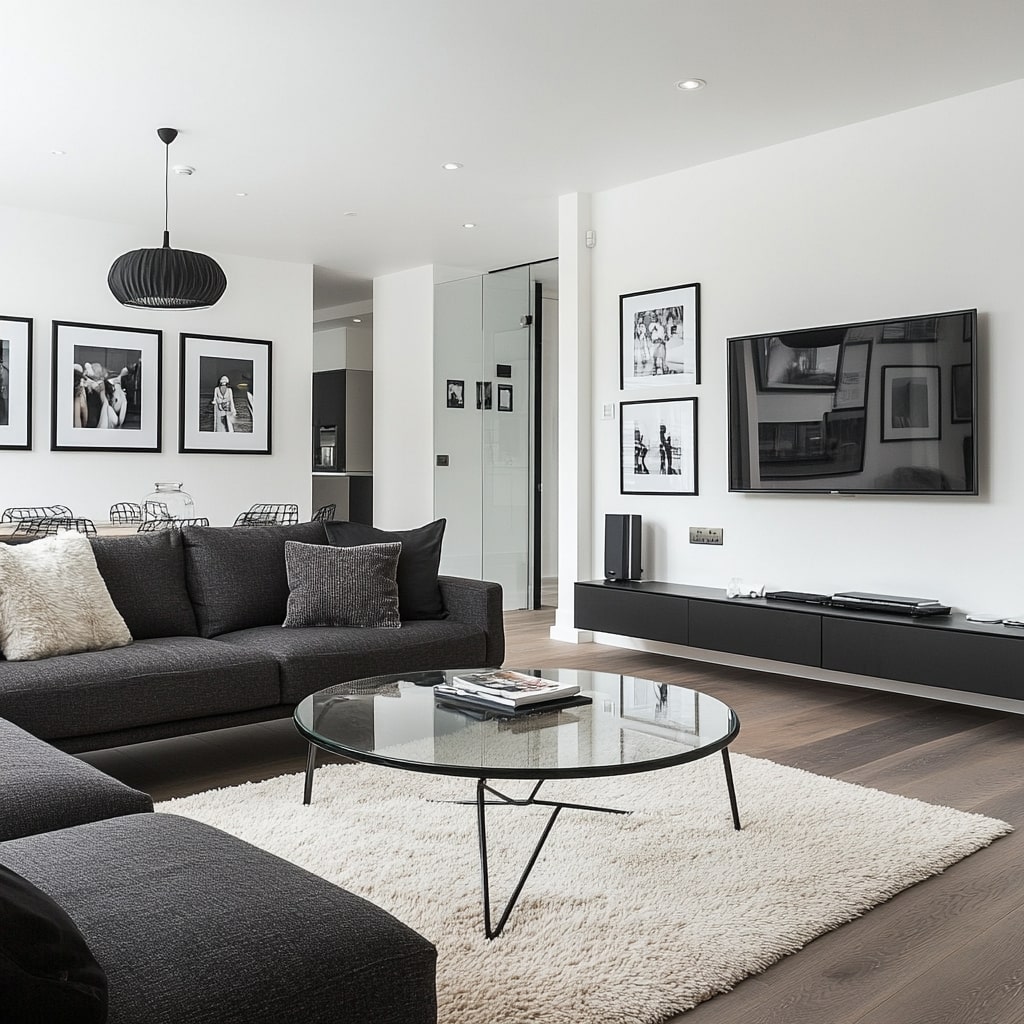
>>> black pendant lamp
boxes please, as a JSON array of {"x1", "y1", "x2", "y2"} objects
[{"x1": 108, "y1": 127, "x2": 227, "y2": 309}]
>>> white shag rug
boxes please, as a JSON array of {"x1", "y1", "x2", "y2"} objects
[{"x1": 158, "y1": 755, "x2": 1010, "y2": 1024}]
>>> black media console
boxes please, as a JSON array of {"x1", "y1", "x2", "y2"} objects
[{"x1": 574, "y1": 580, "x2": 1024, "y2": 703}]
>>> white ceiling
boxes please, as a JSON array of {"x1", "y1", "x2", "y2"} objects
[{"x1": 3, "y1": 1, "x2": 1024, "y2": 309}]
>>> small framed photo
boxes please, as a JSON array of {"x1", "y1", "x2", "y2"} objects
[
  {"x1": 180, "y1": 333, "x2": 272, "y2": 454},
  {"x1": 881, "y1": 365, "x2": 940, "y2": 442},
  {"x1": 497, "y1": 384, "x2": 513, "y2": 412},
  {"x1": 951, "y1": 363, "x2": 973, "y2": 423},
  {"x1": 51, "y1": 321, "x2": 161, "y2": 452},
  {"x1": 620, "y1": 397, "x2": 698, "y2": 495},
  {"x1": 476, "y1": 381, "x2": 492, "y2": 410},
  {"x1": 0, "y1": 316, "x2": 32, "y2": 450},
  {"x1": 755, "y1": 336, "x2": 841, "y2": 392},
  {"x1": 446, "y1": 379, "x2": 465, "y2": 409},
  {"x1": 620, "y1": 283, "x2": 700, "y2": 388}
]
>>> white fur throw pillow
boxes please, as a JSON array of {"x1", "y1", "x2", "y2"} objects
[{"x1": 0, "y1": 533, "x2": 133, "y2": 661}]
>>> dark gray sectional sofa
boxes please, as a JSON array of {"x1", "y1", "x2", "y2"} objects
[
  {"x1": 0, "y1": 716, "x2": 438, "y2": 1023},
  {"x1": 0, "y1": 521, "x2": 504, "y2": 753}
]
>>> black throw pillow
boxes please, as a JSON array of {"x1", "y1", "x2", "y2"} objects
[
  {"x1": 0, "y1": 864, "x2": 108, "y2": 1023},
  {"x1": 323, "y1": 519, "x2": 447, "y2": 620}
]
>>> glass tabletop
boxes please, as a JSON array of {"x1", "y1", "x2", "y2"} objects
[{"x1": 293, "y1": 668, "x2": 740, "y2": 781}]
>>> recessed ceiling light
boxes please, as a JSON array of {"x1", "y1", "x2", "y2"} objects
[
  {"x1": 442, "y1": 162, "x2": 463, "y2": 171},
  {"x1": 50, "y1": 149, "x2": 67, "y2": 156},
  {"x1": 234, "y1": 192, "x2": 248, "y2": 197},
  {"x1": 675, "y1": 78, "x2": 706, "y2": 91},
  {"x1": 462, "y1": 222, "x2": 476, "y2": 229},
  {"x1": 352, "y1": 318, "x2": 362, "y2": 323}
]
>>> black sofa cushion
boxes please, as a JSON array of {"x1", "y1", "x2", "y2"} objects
[
  {"x1": 0, "y1": 717, "x2": 152, "y2": 842},
  {"x1": 181, "y1": 522, "x2": 328, "y2": 637},
  {"x1": 284, "y1": 541, "x2": 402, "y2": 629},
  {"x1": 91, "y1": 531, "x2": 199, "y2": 639},
  {"x1": 324, "y1": 519, "x2": 447, "y2": 620},
  {"x1": 0, "y1": 813, "x2": 437, "y2": 1024},
  {"x1": 0, "y1": 864, "x2": 107, "y2": 1024},
  {"x1": 0, "y1": 637, "x2": 281, "y2": 741},
  {"x1": 215, "y1": 620, "x2": 487, "y2": 704}
]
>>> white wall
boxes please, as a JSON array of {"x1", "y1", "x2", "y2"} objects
[
  {"x1": 373, "y1": 265, "x2": 435, "y2": 529},
  {"x1": 587, "y1": 78, "x2": 1024, "y2": 614},
  {"x1": 0, "y1": 204, "x2": 313, "y2": 525}
]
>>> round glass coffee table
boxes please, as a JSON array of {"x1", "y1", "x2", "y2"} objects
[{"x1": 294, "y1": 667, "x2": 741, "y2": 938}]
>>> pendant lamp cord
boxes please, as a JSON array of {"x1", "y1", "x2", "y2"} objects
[{"x1": 163, "y1": 140, "x2": 170, "y2": 247}]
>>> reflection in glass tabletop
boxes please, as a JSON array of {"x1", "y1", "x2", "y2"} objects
[
  {"x1": 293, "y1": 667, "x2": 740, "y2": 781},
  {"x1": 294, "y1": 668, "x2": 742, "y2": 939}
]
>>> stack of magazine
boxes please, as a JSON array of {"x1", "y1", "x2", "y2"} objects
[{"x1": 434, "y1": 670, "x2": 590, "y2": 717}]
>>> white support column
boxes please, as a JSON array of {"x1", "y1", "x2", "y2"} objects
[
  {"x1": 550, "y1": 193, "x2": 594, "y2": 643},
  {"x1": 372, "y1": 265, "x2": 436, "y2": 528}
]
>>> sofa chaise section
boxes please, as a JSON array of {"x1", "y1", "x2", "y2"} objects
[{"x1": 0, "y1": 719, "x2": 438, "y2": 1023}]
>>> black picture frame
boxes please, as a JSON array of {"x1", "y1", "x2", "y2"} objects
[
  {"x1": 0, "y1": 315, "x2": 32, "y2": 451},
  {"x1": 179, "y1": 333, "x2": 273, "y2": 454},
  {"x1": 951, "y1": 363, "x2": 973, "y2": 423},
  {"x1": 497, "y1": 384, "x2": 513, "y2": 412},
  {"x1": 476, "y1": 381, "x2": 492, "y2": 410},
  {"x1": 51, "y1": 320, "x2": 161, "y2": 452},
  {"x1": 620, "y1": 282, "x2": 700, "y2": 388},
  {"x1": 446, "y1": 379, "x2": 465, "y2": 409},
  {"x1": 881, "y1": 365, "x2": 941, "y2": 442},
  {"x1": 620, "y1": 397, "x2": 698, "y2": 495}
]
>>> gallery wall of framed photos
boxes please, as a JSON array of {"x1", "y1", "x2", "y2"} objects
[
  {"x1": 617, "y1": 282, "x2": 701, "y2": 496},
  {"x1": 0, "y1": 203, "x2": 312, "y2": 526}
]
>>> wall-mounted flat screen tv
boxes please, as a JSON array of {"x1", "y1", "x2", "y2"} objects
[{"x1": 727, "y1": 309, "x2": 978, "y2": 495}]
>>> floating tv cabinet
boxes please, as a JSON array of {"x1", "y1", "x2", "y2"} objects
[{"x1": 574, "y1": 580, "x2": 1024, "y2": 702}]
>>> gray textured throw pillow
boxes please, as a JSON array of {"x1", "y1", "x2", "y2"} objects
[{"x1": 283, "y1": 540, "x2": 402, "y2": 629}]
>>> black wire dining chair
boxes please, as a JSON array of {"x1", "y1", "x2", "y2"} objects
[
  {"x1": 311, "y1": 504, "x2": 336, "y2": 522},
  {"x1": 12, "y1": 517, "x2": 97, "y2": 537},
  {"x1": 2, "y1": 505, "x2": 74, "y2": 523},
  {"x1": 109, "y1": 502, "x2": 143, "y2": 525},
  {"x1": 233, "y1": 503, "x2": 300, "y2": 526}
]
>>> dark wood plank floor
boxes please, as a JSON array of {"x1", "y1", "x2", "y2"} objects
[{"x1": 80, "y1": 608, "x2": 1024, "y2": 1024}]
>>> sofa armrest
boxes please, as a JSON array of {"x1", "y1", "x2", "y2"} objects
[
  {"x1": 437, "y1": 576, "x2": 504, "y2": 667},
  {"x1": 0, "y1": 717, "x2": 153, "y2": 841}
]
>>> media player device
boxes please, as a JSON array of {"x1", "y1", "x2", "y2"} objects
[
  {"x1": 605, "y1": 514, "x2": 642, "y2": 582},
  {"x1": 830, "y1": 591, "x2": 951, "y2": 616}
]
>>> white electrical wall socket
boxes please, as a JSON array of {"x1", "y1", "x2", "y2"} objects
[
  {"x1": 601, "y1": 403, "x2": 615, "y2": 419},
  {"x1": 689, "y1": 526, "x2": 723, "y2": 545}
]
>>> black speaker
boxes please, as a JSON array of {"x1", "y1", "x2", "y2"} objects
[{"x1": 605, "y1": 514, "x2": 642, "y2": 581}]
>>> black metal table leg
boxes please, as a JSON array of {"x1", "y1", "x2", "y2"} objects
[
  {"x1": 476, "y1": 777, "x2": 565, "y2": 940},
  {"x1": 721, "y1": 746, "x2": 741, "y2": 830},
  {"x1": 303, "y1": 742, "x2": 318, "y2": 805}
]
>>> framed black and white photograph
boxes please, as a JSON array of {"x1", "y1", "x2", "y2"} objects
[
  {"x1": 180, "y1": 333, "x2": 272, "y2": 454},
  {"x1": 755, "y1": 336, "x2": 841, "y2": 392},
  {"x1": 620, "y1": 397, "x2": 698, "y2": 495},
  {"x1": 446, "y1": 379, "x2": 465, "y2": 409},
  {"x1": 833, "y1": 340, "x2": 872, "y2": 410},
  {"x1": 0, "y1": 316, "x2": 32, "y2": 450},
  {"x1": 51, "y1": 321, "x2": 160, "y2": 452},
  {"x1": 497, "y1": 384, "x2": 513, "y2": 412},
  {"x1": 476, "y1": 381, "x2": 492, "y2": 410},
  {"x1": 881, "y1": 365, "x2": 940, "y2": 442},
  {"x1": 951, "y1": 363, "x2": 973, "y2": 423},
  {"x1": 620, "y1": 282, "x2": 700, "y2": 388}
]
